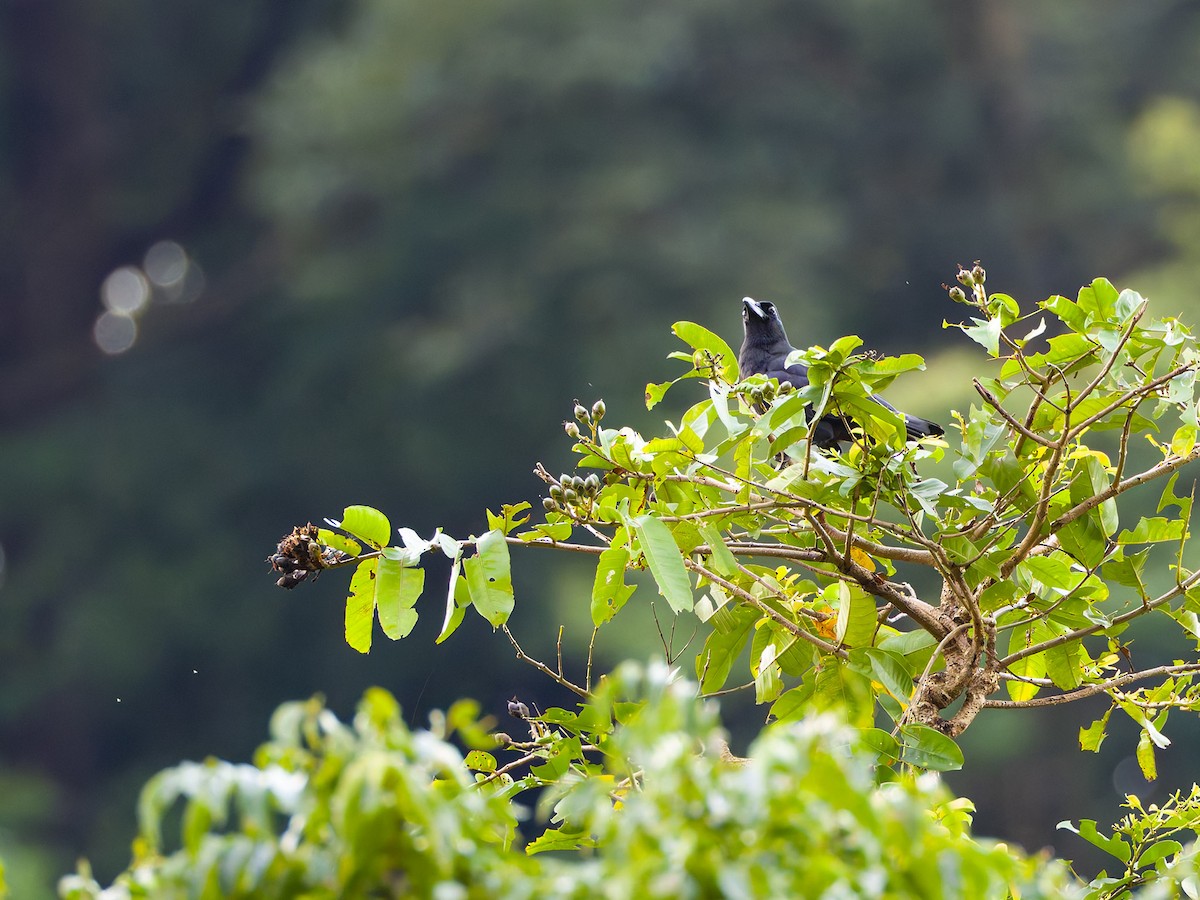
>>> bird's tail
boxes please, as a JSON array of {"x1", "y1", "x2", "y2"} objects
[{"x1": 903, "y1": 415, "x2": 944, "y2": 441}]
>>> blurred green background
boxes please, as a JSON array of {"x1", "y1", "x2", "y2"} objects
[{"x1": 5, "y1": 1, "x2": 1200, "y2": 894}]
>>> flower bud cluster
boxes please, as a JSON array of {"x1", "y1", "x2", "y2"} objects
[
  {"x1": 947, "y1": 262, "x2": 987, "y2": 306},
  {"x1": 543, "y1": 472, "x2": 602, "y2": 514},
  {"x1": 565, "y1": 399, "x2": 606, "y2": 441}
]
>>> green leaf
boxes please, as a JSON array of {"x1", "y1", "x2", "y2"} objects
[
  {"x1": 1006, "y1": 624, "x2": 1046, "y2": 702},
  {"x1": 1171, "y1": 423, "x2": 1197, "y2": 457},
  {"x1": 1073, "y1": 454, "x2": 1119, "y2": 537},
  {"x1": 708, "y1": 380, "x2": 745, "y2": 438},
  {"x1": 1078, "y1": 277, "x2": 1120, "y2": 324},
  {"x1": 526, "y1": 827, "x2": 598, "y2": 855},
  {"x1": 753, "y1": 645, "x2": 783, "y2": 704},
  {"x1": 878, "y1": 629, "x2": 937, "y2": 671},
  {"x1": 432, "y1": 531, "x2": 462, "y2": 559},
  {"x1": 465, "y1": 750, "x2": 497, "y2": 773},
  {"x1": 696, "y1": 522, "x2": 737, "y2": 577},
  {"x1": 811, "y1": 665, "x2": 874, "y2": 727},
  {"x1": 1019, "y1": 555, "x2": 1075, "y2": 592},
  {"x1": 987, "y1": 292, "x2": 1020, "y2": 325},
  {"x1": 1117, "y1": 516, "x2": 1185, "y2": 544},
  {"x1": 862, "y1": 648, "x2": 914, "y2": 704},
  {"x1": 463, "y1": 529, "x2": 515, "y2": 627},
  {"x1": 435, "y1": 556, "x2": 469, "y2": 644},
  {"x1": 672, "y1": 321, "x2": 739, "y2": 383},
  {"x1": 182, "y1": 798, "x2": 212, "y2": 854},
  {"x1": 1058, "y1": 517, "x2": 1109, "y2": 569},
  {"x1": 826, "y1": 334, "x2": 864, "y2": 362},
  {"x1": 1043, "y1": 294, "x2": 1088, "y2": 331},
  {"x1": 631, "y1": 514, "x2": 693, "y2": 614},
  {"x1": 590, "y1": 547, "x2": 636, "y2": 626},
  {"x1": 978, "y1": 580, "x2": 1017, "y2": 613},
  {"x1": 1057, "y1": 819, "x2": 1132, "y2": 863},
  {"x1": 525, "y1": 520, "x2": 574, "y2": 542},
  {"x1": 898, "y1": 724, "x2": 963, "y2": 771},
  {"x1": 487, "y1": 502, "x2": 532, "y2": 536},
  {"x1": 1140, "y1": 839, "x2": 1183, "y2": 868},
  {"x1": 345, "y1": 559, "x2": 377, "y2": 654},
  {"x1": 335, "y1": 505, "x2": 391, "y2": 549},
  {"x1": 860, "y1": 727, "x2": 902, "y2": 764},
  {"x1": 1079, "y1": 708, "x2": 1111, "y2": 753},
  {"x1": 375, "y1": 556, "x2": 422, "y2": 640},
  {"x1": 316, "y1": 528, "x2": 362, "y2": 558},
  {"x1": 961, "y1": 316, "x2": 1002, "y2": 357},
  {"x1": 696, "y1": 605, "x2": 756, "y2": 693},
  {"x1": 1136, "y1": 729, "x2": 1158, "y2": 781},
  {"x1": 645, "y1": 378, "x2": 678, "y2": 410},
  {"x1": 1115, "y1": 288, "x2": 1146, "y2": 320},
  {"x1": 769, "y1": 684, "x2": 812, "y2": 723},
  {"x1": 1158, "y1": 470, "x2": 1193, "y2": 520},
  {"x1": 860, "y1": 353, "x2": 926, "y2": 377},
  {"x1": 1044, "y1": 628, "x2": 1083, "y2": 691},
  {"x1": 832, "y1": 582, "x2": 876, "y2": 648}
]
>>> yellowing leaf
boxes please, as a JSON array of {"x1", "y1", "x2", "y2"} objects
[
  {"x1": 849, "y1": 546, "x2": 876, "y2": 572},
  {"x1": 345, "y1": 559, "x2": 378, "y2": 654}
]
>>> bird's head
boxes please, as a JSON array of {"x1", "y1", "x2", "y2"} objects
[
  {"x1": 741, "y1": 297, "x2": 778, "y2": 325},
  {"x1": 741, "y1": 297, "x2": 789, "y2": 347}
]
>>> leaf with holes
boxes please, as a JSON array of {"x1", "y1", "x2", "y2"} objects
[
  {"x1": 375, "y1": 553, "x2": 422, "y2": 640},
  {"x1": 463, "y1": 529, "x2": 514, "y2": 627},
  {"x1": 345, "y1": 559, "x2": 377, "y2": 654},
  {"x1": 591, "y1": 546, "x2": 636, "y2": 626}
]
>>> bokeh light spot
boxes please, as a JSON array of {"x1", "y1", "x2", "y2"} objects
[
  {"x1": 94, "y1": 311, "x2": 138, "y2": 354},
  {"x1": 101, "y1": 266, "x2": 150, "y2": 315},
  {"x1": 144, "y1": 240, "x2": 188, "y2": 287}
]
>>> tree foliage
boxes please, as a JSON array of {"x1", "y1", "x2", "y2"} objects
[
  {"x1": 65, "y1": 268, "x2": 1200, "y2": 895},
  {"x1": 61, "y1": 665, "x2": 1079, "y2": 899},
  {"x1": 275, "y1": 268, "x2": 1200, "y2": 775},
  {"x1": 12, "y1": 3, "x2": 1200, "y2": 884}
]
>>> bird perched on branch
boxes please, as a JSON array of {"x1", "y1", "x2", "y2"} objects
[{"x1": 738, "y1": 296, "x2": 944, "y2": 450}]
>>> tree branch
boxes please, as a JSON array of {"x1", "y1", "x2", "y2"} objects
[
  {"x1": 1000, "y1": 567, "x2": 1200, "y2": 667},
  {"x1": 1068, "y1": 299, "x2": 1146, "y2": 415},
  {"x1": 501, "y1": 625, "x2": 591, "y2": 698},
  {"x1": 685, "y1": 559, "x2": 849, "y2": 659},
  {"x1": 1047, "y1": 443, "x2": 1200, "y2": 534},
  {"x1": 982, "y1": 663, "x2": 1200, "y2": 709},
  {"x1": 1067, "y1": 364, "x2": 1195, "y2": 439},
  {"x1": 973, "y1": 379, "x2": 1057, "y2": 449}
]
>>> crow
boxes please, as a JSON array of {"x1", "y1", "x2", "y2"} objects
[{"x1": 738, "y1": 296, "x2": 944, "y2": 450}]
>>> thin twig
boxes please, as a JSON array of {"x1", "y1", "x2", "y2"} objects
[
  {"x1": 506, "y1": 537, "x2": 608, "y2": 554},
  {"x1": 1069, "y1": 364, "x2": 1195, "y2": 439},
  {"x1": 586, "y1": 627, "x2": 597, "y2": 693},
  {"x1": 1069, "y1": 300, "x2": 1147, "y2": 413},
  {"x1": 685, "y1": 558, "x2": 849, "y2": 660},
  {"x1": 973, "y1": 379, "x2": 1057, "y2": 449},
  {"x1": 501, "y1": 625, "x2": 590, "y2": 698},
  {"x1": 983, "y1": 663, "x2": 1200, "y2": 710},
  {"x1": 700, "y1": 680, "x2": 756, "y2": 698}
]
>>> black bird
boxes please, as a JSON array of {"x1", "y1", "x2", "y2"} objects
[{"x1": 738, "y1": 297, "x2": 944, "y2": 450}]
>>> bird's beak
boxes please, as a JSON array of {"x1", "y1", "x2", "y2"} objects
[{"x1": 743, "y1": 297, "x2": 766, "y2": 319}]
